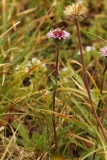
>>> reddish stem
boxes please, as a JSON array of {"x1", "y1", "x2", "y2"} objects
[
  {"x1": 52, "y1": 45, "x2": 59, "y2": 151},
  {"x1": 75, "y1": 18, "x2": 107, "y2": 142}
]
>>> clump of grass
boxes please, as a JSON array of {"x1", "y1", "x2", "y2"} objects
[{"x1": 0, "y1": 0, "x2": 107, "y2": 159}]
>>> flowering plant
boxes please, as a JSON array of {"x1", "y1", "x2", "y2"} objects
[
  {"x1": 63, "y1": 3, "x2": 88, "y2": 19},
  {"x1": 63, "y1": 3, "x2": 107, "y2": 144},
  {"x1": 46, "y1": 28, "x2": 70, "y2": 150},
  {"x1": 46, "y1": 29, "x2": 70, "y2": 40},
  {"x1": 100, "y1": 47, "x2": 107, "y2": 56}
]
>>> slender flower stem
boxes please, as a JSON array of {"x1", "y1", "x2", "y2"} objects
[
  {"x1": 54, "y1": 45, "x2": 59, "y2": 79},
  {"x1": 52, "y1": 45, "x2": 59, "y2": 152},
  {"x1": 52, "y1": 90, "x2": 57, "y2": 151},
  {"x1": 75, "y1": 18, "x2": 107, "y2": 142}
]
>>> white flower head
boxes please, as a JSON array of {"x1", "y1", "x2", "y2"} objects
[
  {"x1": 25, "y1": 67, "x2": 29, "y2": 73},
  {"x1": 15, "y1": 65, "x2": 19, "y2": 71},
  {"x1": 31, "y1": 58, "x2": 36, "y2": 63},
  {"x1": 64, "y1": 3, "x2": 88, "y2": 19},
  {"x1": 26, "y1": 61, "x2": 32, "y2": 67},
  {"x1": 85, "y1": 46, "x2": 95, "y2": 52}
]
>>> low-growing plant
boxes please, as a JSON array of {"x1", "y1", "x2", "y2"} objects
[{"x1": 0, "y1": 0, "x2": 107, "y2": 160}]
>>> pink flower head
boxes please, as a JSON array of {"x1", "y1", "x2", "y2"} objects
[
  {"x1": 46, "y1": 29, "x2": 70, "y2": 40},
  {"x1": 100, "y1": 47, "x2": 107, "y2": 56}
]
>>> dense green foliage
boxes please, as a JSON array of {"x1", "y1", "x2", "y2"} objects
[{"x1": 0, "y1": 0, "x2": 107, "y2": 159}]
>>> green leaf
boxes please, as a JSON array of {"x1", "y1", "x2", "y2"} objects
[
  {"x1": 49, "y1": 74, "x2": 57, "y2": 85},
  {"x1": 11, "y1": 122, "x2": 29, "y2": 140}
]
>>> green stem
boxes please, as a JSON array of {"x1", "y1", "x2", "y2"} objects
[{"x1": 75, "y1": 18, "x2": 107, "y2": 143}]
